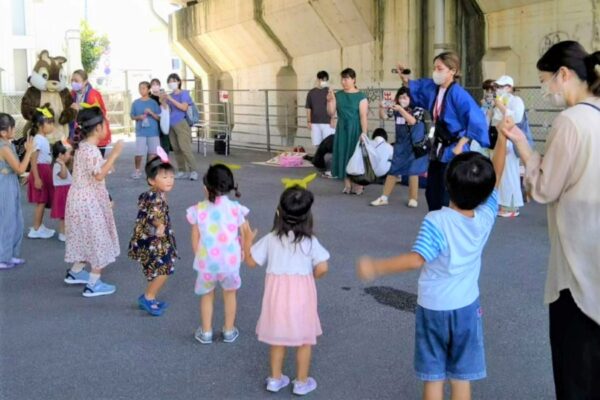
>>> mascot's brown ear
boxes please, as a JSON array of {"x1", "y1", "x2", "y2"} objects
[
  {"x1": 55, "y1": 56, "x2": 67, "y2": 65},
  {"x1": 39, "y1": 50, "x2": 51, "y2": 63}
]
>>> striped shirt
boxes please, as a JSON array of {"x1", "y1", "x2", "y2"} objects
[{"x1": 412, "y1": 190, "x2": 498, "y2": 311}]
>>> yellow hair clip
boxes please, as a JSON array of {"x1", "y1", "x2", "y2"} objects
[
  {"x1": 281, "y1": 173, "x2": 317, "y2": 189},
  {"x1": 36, "y1": 107, "x2": 54, "y2": 119},
  {"x1": 214, "y1": 163, "x2": 241, "y2": 171},
  {"x1": 80, "y1": 101, "x2": 101, "y2": 109}
]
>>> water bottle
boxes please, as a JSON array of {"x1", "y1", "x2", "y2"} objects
[{"x1": 142, "y1": 114, "x2": 150, "y2": 128}]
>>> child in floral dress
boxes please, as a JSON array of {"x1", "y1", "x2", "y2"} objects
[
  {"x1": 128, "y1": 148, "x2": 177, "y2": 316},
  {"x1": 63, "y1": 106, "x2": 124, "y2": 297},
  {"x1": 243, "y1": 184, "x2": 329, "y2": 396},
  {"x1": 186, "y1": 164, "x2": 250, "y2": 344}
]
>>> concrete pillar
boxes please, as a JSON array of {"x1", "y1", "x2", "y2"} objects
[
  {"x1": 65, "y1": 29, "x2": 82, "y2": 75},
  {"x1": 433, "y1": 0, "x2": 446, "y2": 55}
]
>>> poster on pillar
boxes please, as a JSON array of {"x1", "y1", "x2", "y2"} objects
[
  {"x1": 383, "y1": 90, "x2": 394, "y2": 108},
  {"x1": 219, "y1": 90, "x2": 229, "y2": 103}
]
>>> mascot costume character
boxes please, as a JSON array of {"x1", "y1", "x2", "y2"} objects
[{"x1": 21, "y1": 50, "x2": 76, "y2": 143}]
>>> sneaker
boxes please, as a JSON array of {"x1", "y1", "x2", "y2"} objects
[
  {"x1": 222, "y1": 327, "x2": 239, "y2": 343},
  {"x1": 0, "y1": 262, "x2": 17, "y2": 270},
  {"x1": 82, "y1": 280, "x2": 116, "y2": 297},
  {"x1": 131, "y1": 170, "x2": 142, "y2": 180},
  {"x1": 58, "y1": 233, "x2": 66, "y2": 242},
  {"x1": 10, "y1": 258, "x2": 25, "y2": 265},
  {"x1": 137, "y1": 295, "x2": 164, "y2": 317},
  {"x1": 321, "y1": 171, "x2": 333, "y2": 179},
  {"x1": 498, "y1": 208, "x2": 520, "y2": 218},
  {"x1": 175, "y1": 172, "x2": 189, "y2": 180},
  {"x1": 194, "y1": 327, "x2": 213, "y2": 344},
  {"x1": 40, "y1": 224, "x2": 56, "y2": 236},
  {"x1": 28, "y1": 227, "x2": 55, "y2": 239},
  {"x1": 292, "y1": 377, "x2": 317, "y2": 396},
  {"x1": 266, "y1": 375, "x2": 290, "y2": 393},
  {"x1": 189, "y1": 171, "x2": 199, "y2": 181},
  {"x1": 64, "y1": 269, "x2": 90, "y2": 285},
  {"x1": 407, "y1": 199, "x2": 418, "y2": 208},
  {"x1": 370, "y1": 196, "x2": 389, "y2": 206}
]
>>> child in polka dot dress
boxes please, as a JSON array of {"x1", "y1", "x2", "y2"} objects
[{"x1": 186, "y1": 164, "x2": 251, "y2": 344}]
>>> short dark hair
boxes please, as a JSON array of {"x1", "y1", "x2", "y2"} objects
[
  {"x1": 394, "y1": 86, "x2": 411, "y2": 104},
  {"x1": 445, "y1": 152, "x2": 495, "y2": 210},
  {"x1": 372, "y1": 128, "x2": 388, "y2": 142},
  {"x1": 150, "y1": 78, "x2": 161, "y2": 86},
  {"x1": 29, "y1": 103, "x2": 55, "y2": 137},
  {"x1": 316, "y1": 71, "x2": 329, "y2": 81},
  {"x1": 52, "y1": 141, "x2": 69, "y2": 160},
  {"x1": 73, "y1": 106, "x2": 104, "y2": 150},
  {"x1": 203, "y1": 164, "x2": 240, "y2": 203},
  {"x1": 537, "y1": 40, "x2": 600, "y2": 95},
  {"x1": 341, "y1": 68, "x2": 356, "y2": 80},
  {"x1": 0, "y1": 113, "x2": 16, "y2": 133},
  {"x1": 272, "y1": 187, "x2": 314, "y2": 243},
  {"x1": 482, "y1": 79, "x2": 495, "y2": 91},
  {"x1": 145, "y1": 156, "x2": 174, "y2": 185},
  {"x1": 139, "y1": 81, "x2": 150, "y2": 89},
  {"x1": 167, "y1": 73, "x2": 182, "y2": 89}
]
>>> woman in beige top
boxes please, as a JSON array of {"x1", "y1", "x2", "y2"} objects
[{"x1": 501, "y1": 40, "x2": 600, "y2": 399}]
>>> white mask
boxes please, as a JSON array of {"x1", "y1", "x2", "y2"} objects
[
  {"x1": 541, "y1": 74, "x2": 567, "y2": 108},
  {"x1": 432, "y1": 71, "x2": 448, "y2": 85},
  {"x1": 399, "y1": 99, "x2": 410, "y2": 108},
  {"x1": 168, "y1": 82, "x2": 179, "y2": 91},
  {"x1": 320, "y1": 80, "x2": 328, "y2": 88}
]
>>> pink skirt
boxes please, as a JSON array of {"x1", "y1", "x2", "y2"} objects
[
  {"x1": 256, "y1": 273, "x2": 322, "y2": 346},
  {"x1": 51, "y1": 185, "x2": 70, "y2": 219},
  {"x1": 27, "y1": 163, "x2": 54, "y2": 207}
]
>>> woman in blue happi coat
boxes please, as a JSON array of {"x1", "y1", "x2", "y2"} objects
[{"x1": 398, "y1": 52, "x2": 489, "y2": 211}]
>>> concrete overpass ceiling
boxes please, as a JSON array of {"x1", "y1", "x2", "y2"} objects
[
  {"x1": 477, "y1": 0, "x2": 549, "y2": 13},
  {"x1": 305, "y1": 0, "x2": 374, "y2": 46}
]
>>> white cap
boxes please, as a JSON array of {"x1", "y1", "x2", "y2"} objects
[{"x1": 495, "y1": 75, "x2": 514, "y2": 87}]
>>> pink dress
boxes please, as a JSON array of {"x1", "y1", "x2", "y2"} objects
[
  {"x1": 251, "y1": 232, "x2": 330, "y2": 346},
  {"x1": 64, "y1": 142, "x2": 119, "y2": 268}
]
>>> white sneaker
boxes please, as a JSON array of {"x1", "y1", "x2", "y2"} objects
[
  {"x1": 370, "y1": 196, "x2": 389, "y2": 207},
  {"x1": 130, "y1": 170, "x2": 142, "y2": 180},
  {"x1": 189, "y1": 171, "x2": 199, "y2": 181},
  {"x1": 40, "y1": 224, "x2": 56, "y2": 236},
  {"x1": 28, "y1": 227, "x2": 54, "y2": 239},
  {"x1": 407, "y1": 199, "x2": 418, "y2": 208},
  {"x1": 175, "y1": 172, "x2": 188, "y2": 180},
  {"x1": 58, "y1": 233, "x2": 66, "y2": 242}
]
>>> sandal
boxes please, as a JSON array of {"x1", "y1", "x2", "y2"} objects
[{"x1": 342, "y1": 187, "x2": 352, "y2": 194}]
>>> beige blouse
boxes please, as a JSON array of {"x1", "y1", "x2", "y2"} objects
[{"x1": 525, "y1": 96, "x2": 600, "y2": 324}]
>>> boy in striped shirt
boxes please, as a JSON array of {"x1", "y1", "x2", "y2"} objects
[{"x1": 357, "y1": 129, "x2": 508, "y2": 400}]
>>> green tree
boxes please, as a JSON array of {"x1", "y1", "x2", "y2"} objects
[{"x1": 80, "y1": 20, "x2": 110, "y2": 74}]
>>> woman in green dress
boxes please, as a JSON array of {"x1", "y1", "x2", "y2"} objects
[{"x1": 327, "y1": 68, "x2": 369, "y2": 194}]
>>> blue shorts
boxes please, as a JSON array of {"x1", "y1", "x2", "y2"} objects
[{"x1": 414, "y1": 298, "x2": 486, "y2": 381}]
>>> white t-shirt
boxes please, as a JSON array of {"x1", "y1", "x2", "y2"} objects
[
  {"x1": 251, "y1": 232, "x2": 330, "y2": 276},
  {"x1": 34, "y1": 134, "x2": 52, "y2": 164},
  {"x1": 411, "y1": 190, "x2": 498, "y2": 311},
  {"x1": 52, "y1": 162, "x2": 72, "y2": 186},
  {"x1": 492, "y1": 94, "x2": 525, "y2": 125}
]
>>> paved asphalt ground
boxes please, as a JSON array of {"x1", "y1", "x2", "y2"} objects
[{"x1": 1, "y1": 142, "x2": 555, "y2": 400}]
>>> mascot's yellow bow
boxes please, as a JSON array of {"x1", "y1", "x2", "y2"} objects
[
  {"x1": 214, "y1": 163, "x2": 241, "y2": 171},
  {"x1": 281, "y1": 173, "x2": 317, "y2": 189},
  {"x1": 36, "y1": 107, "x2": 54, "y2": 119}
]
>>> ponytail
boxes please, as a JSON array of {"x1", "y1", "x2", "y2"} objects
[{"x1": 584, "y1": 51, "x2": 600, "y2": 96}]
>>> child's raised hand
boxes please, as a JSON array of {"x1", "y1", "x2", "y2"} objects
[
  {"x1": 326, "y1": 88, "x2": 335, "y2": 102},
  {"x1": 24, "y1": 136, "x2": 35, "y2": 153},
  {"x1": 357, "y1": 256, "x2": 377, "y2": 282}
]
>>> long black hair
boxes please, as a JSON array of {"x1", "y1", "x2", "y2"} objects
[
  {"x1": 272, "y1": 186, "x2": 314, "y2": 243},
  {"x1": 537, "y1": 40, "x2": 600, "y2": 96},
  {"x1": 28, "y1": 103, "x2": 55, "y2": 137},
  {"x1": 0, "y1": 113, "x2": 16, "y2": 134},
  {"x1": 203, "y1": 164, "x2": 240, "y2": 203},
  {"x1": 73, "y1": 106, "x2": 104, "y2": 149}
]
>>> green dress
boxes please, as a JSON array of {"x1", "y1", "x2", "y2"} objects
[{"x1": 332, "y1": 91, "x2": 367, "y2": 179}]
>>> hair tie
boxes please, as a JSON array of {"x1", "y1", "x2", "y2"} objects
[
  {"x1": 156, "y1": 146, "x2": 169, "y2": 163},
  {"x1": 36, "y1": 107, "x2": 53, "y2": 119},
  {"x1": 281, "y1": 173, "x2": 317, "y2": 189},
  {"x1": 80, "y1": 115, "x2": 104, "y2": 128}
]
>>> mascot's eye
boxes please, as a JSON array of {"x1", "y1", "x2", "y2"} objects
[
  {"x1": 42, "y1": 74, "x2": 48, "y2": 79},
  {"x1": 37, "y1": 67, "x2": 49, "y2": 80}
]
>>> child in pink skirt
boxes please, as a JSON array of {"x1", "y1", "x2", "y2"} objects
[
  {"x1": 244, "y1": 185, "x2": 329, "y2": 396},
  {"x1": 50, "y1": 141, "x2": 72, "y2": 242},
  {"x1": 27, "y1": 106, "x2": 56, "y2": 239}
]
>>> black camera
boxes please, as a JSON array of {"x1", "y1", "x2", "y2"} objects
[{"x1": 391, "y1": 68, "x2": 411, "y2": 75}]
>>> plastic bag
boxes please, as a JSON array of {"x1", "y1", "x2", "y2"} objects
[
  {"x1": 347, "y1": 141, "x2": 377, "y2": 186},
  {"x1": 160, "y1": 106, "x2": 170, "y2": 135}
]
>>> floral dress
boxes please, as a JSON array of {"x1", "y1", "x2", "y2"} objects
[{"x1": 128, "y1": 189, "x2": 177, "y2": 280}]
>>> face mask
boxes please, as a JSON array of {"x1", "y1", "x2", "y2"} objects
[
  {"x1": 399, "y1": 99, "x2": 410, "y2": 108},
  {"x1": 151, "y1": 85, "x2": 160, "y2": 95},
  {"x1": 71, "y1": 82, "x2": 83, "y2": 92},
  {"x1": 496, "y1": 87, "x2": 508, "y2": 96},
  {"x1": 541, "y1": 73, "x2": 567, "y2": 108},
  {"x1": 320, "y1": 80, "x2": 328, "y2": 88},
  {"x1": 432, "y1": 71, "x2": 448, "y2": 85},
  {"x1": 168, "y1": 82, "x2": 179, "y2": 91}
]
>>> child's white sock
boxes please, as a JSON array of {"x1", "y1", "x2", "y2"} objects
[
  {"x1": 70, "y1": 262, "x2": 85, "y2": 273},
  {"x1": 88, "y1": 273, "x2": 100, "y2": 286}
]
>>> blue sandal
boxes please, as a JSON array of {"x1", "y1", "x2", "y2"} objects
[{"x1": 137, "y1": 295, "x2": 164, "y2": 316}]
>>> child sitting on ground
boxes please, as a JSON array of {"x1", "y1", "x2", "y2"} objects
[{"x1": 357, "y1": 124, "x2": 509, "y2": 400}]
